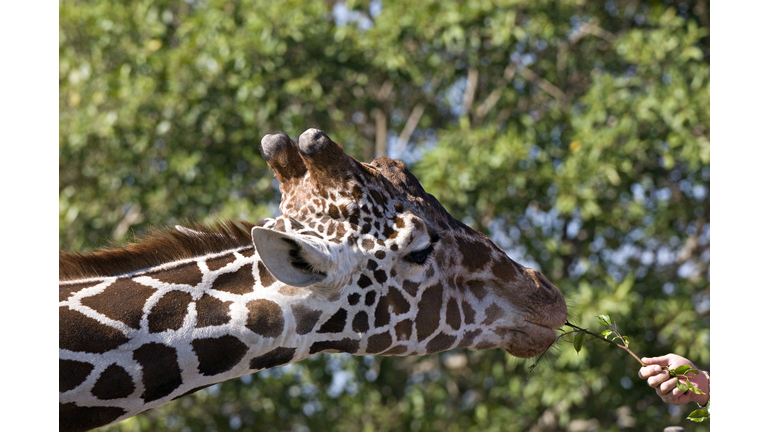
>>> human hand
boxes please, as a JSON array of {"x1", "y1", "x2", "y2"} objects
[{"x1": 638, "y1": 353, "x2": 709, "y2": 406}]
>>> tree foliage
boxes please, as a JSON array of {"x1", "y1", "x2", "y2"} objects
[{"x1": 60, "y1": 0, "x2": 709, "y2": 430}]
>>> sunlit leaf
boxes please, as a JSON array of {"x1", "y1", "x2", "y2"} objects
[
  {"x1": 686, "y1": 408, "x2": 710, "y2": 423},
  {"x1": 670, "y1": 365, "x2": 692, "y2": 376}
]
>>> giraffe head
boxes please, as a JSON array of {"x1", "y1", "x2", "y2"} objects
[{"x1": 253, "y1": 129, "x2": 567, "y2": 358}]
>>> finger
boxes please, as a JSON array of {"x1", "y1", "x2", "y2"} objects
[
  {"x1": 641, "y1": 354, "x2": 674, "y2": 366},
  {"x1": 660, "y1": 392, "x2": 676, "y2": 404},
  {"x1": 661, "y1": 392, "x2": 681, "y2": 405},
  {"x1": 647, "y1": 371, "x2": 669, "y2": 388},
  {"x1": 667, "y1": 388, "x2": 689, "y2": 405},
  {"x1": 659, "y1": 377, "x2": 680, "y2": 395},
  {"x1": 638, "y1": 365, "x2": 663, "y2": 379},
  {"x1": 647, "y1": 376, "x2": 663, "y2": 388}
]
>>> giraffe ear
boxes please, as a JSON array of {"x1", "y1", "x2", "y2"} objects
[{"x1": 250, "y1": 226, "x2": 331, "y2": 288}]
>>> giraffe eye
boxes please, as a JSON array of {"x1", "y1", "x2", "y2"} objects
[{"x1": 405, "y1": 245, "x2": 434, "y2": 266}]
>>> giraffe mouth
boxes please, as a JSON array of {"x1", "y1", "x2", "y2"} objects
[{"x1": 501, "y1": 321, "x2": 559, "y2": 358}]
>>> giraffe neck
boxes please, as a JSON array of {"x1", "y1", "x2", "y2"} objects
[{"x1": 59, "y1": 244, "x2": 363, "y2": 429}]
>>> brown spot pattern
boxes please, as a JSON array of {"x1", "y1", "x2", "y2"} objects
[
  {"x1": 191, "y1": 335, "x2": 249, "y2": 376},
  {"x1": 257, "y1": 261, "x2": 276, "y2": 287},
  {"x1": 195, "y1": 294, "x2": 232, "y2": 328},
  {"x1": 318, "y1": 308, "x2": 348, "y2": 333},
  {"x1": 133, "y1": 342, "x2": 183, "y2": 402},
  {"x1": 206, "y1": 253, "x2": 237, "y2": 271},
  {"x1": 373, "y1": 269, "x2": 388, "y2": 284},
  {"x1": 309, "y1": 338, "x2": 360, "y2": 354},
  {"x1": 415, "y1": 284, "x2": 443, "y2": 341},
  {"x1": 385, "y1": 287, "x2": 410, "y2": 315},
  {"x1": 273, "y1": 219, "x2": 286, "y2": 232},
  {"x1": 148, "y1": 262, "x2": 204, "y2": 286},
  {"x1": 365, "y1": 291, "x2": 377, "y2": 306},
  {"x1": 426, "y1": 332, "x2": 457, "y2": 353},
  {"x1": 394, "y1": 319, "x2": 413, "y2": 341},
  {"x1": 491, "y1": 259, "x2": 522, "y2": 282},
  {"x1": 250, "y1": 347, "x2": 297, "y2": 370},
  {"x1": 292, "y1": 304, "x2": 323, "y2": 335},
  {"x1": 402, "y1": 280, "x2": 419, "y2": 297},
  {"x1": 446, "y1": 298, "x2": 461, "y2": 330},
  {"x1": 60, "y1": 402, "x2": 127, "y2": 432},
  {"x1": 91, "y1": 364, "x2": 135, "y2": 400},
  {"x1": 352, "y1": 311, "x2": 369, "y2": 333},
  {"x1": 374, "y1": 297, "x2": 391, "y2": 328},
  {"x1": 461, "y1": 301, "x2": 476, "y2": 324},
  {"x1": 347, "y1": 293, "x2": 361, "y2": 305},
  {"x1": 366, "y1": 332, "x2": 393, "y2": 353},
  {"x1": 467, "y1": 280, "x2": 488, "y2": 300},
  {"x1": 60, "y1": 359, "x2": 94, "y2": 392},
  {"x1": 458, "y1": 329, "x2": 483, "y2": 347},
  {"x1": 456, "y1": 238, "x2": 491, "y2": 272},
  {"x1": 211, "y1": 263, "x2": 255, "y2": 295},
  {"x1": 59, "y1": 280, "x2": 100, "y2": 303},
  {"x1": 80, "y1": 279, "x2": 155, "y2": 329},
  {"x1": 245, "y1": 299, "x2": 284, "y2": 338},
  {"x1": 482, "y1": 303, "x2": 504, "y2": 325},
  {"x1": 381, "y1": 345, "x2": 407, "y2": 356},
  {"x1": 59, "y1": 307, "x2": 129, "y2": 353},
  {"x1": 357, "y1": 275, "x2": 373, "y2": 288},
  {"x1": 148, "y1": 290, "x2": 193, "y2": 333}
]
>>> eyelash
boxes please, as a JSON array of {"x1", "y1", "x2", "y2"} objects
[{"x1": 405, "y1": 245, "x2": 434, "y2": 266}]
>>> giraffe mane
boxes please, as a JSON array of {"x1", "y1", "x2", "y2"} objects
[{"x1": 59, "y1": 219, "x2": 258, "y2": 281}]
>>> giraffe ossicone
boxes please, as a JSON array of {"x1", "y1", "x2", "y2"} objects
[{"x1": 59, "y1": 128, "x2": 567, "y2": 432}]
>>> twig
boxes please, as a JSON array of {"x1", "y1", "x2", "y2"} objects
[{"x1": 564, "y1": 321, "x2": 646, "y2": 366}]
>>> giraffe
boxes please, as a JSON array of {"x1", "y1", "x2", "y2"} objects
[{"x1": 59, "y1": 128, "x2": 567, "y2": 432}]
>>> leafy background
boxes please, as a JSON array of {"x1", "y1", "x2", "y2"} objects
[{"x1": 59, "y1": 0, "x2": 709, "y2": 430}]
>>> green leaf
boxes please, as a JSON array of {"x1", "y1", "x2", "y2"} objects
[
  {"x1": 600, "y1": 329, "x2": 613, "y2": 338},
  {"x1": 573, "y1": 331, "x2": 585, "y2": 354},
  {"x1": 622, "y1": 336, "x2": 629, "y2": 347},
  {"x1": 597, "y1": 315, "x2": 612, "y2": 326},
  {"x1": 670, "y1": 365, "x2": 692, "y2": 376},
  {"x1": 675, "y1": 379, "x2": 688, "y2": 392},
  {"x1": 686, "y1": 408, "x2": 709, "y2": 422}
]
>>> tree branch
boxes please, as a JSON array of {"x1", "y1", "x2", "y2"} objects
[
  {"x1": 519, "y1": 67, "x2": 565, "y2": 104},
  {"x1": 475, "y1": 65, "x2": 515, "y2": 121},
  {"x1": 373, "y1": 108, "x2": 387, "y2": 158},
  {"x1": 392, "y1": 104, "x2": 424, "y2": 160},
  {"x1": 461, "y1": 67, "x2": 478, "y2": 116}
]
